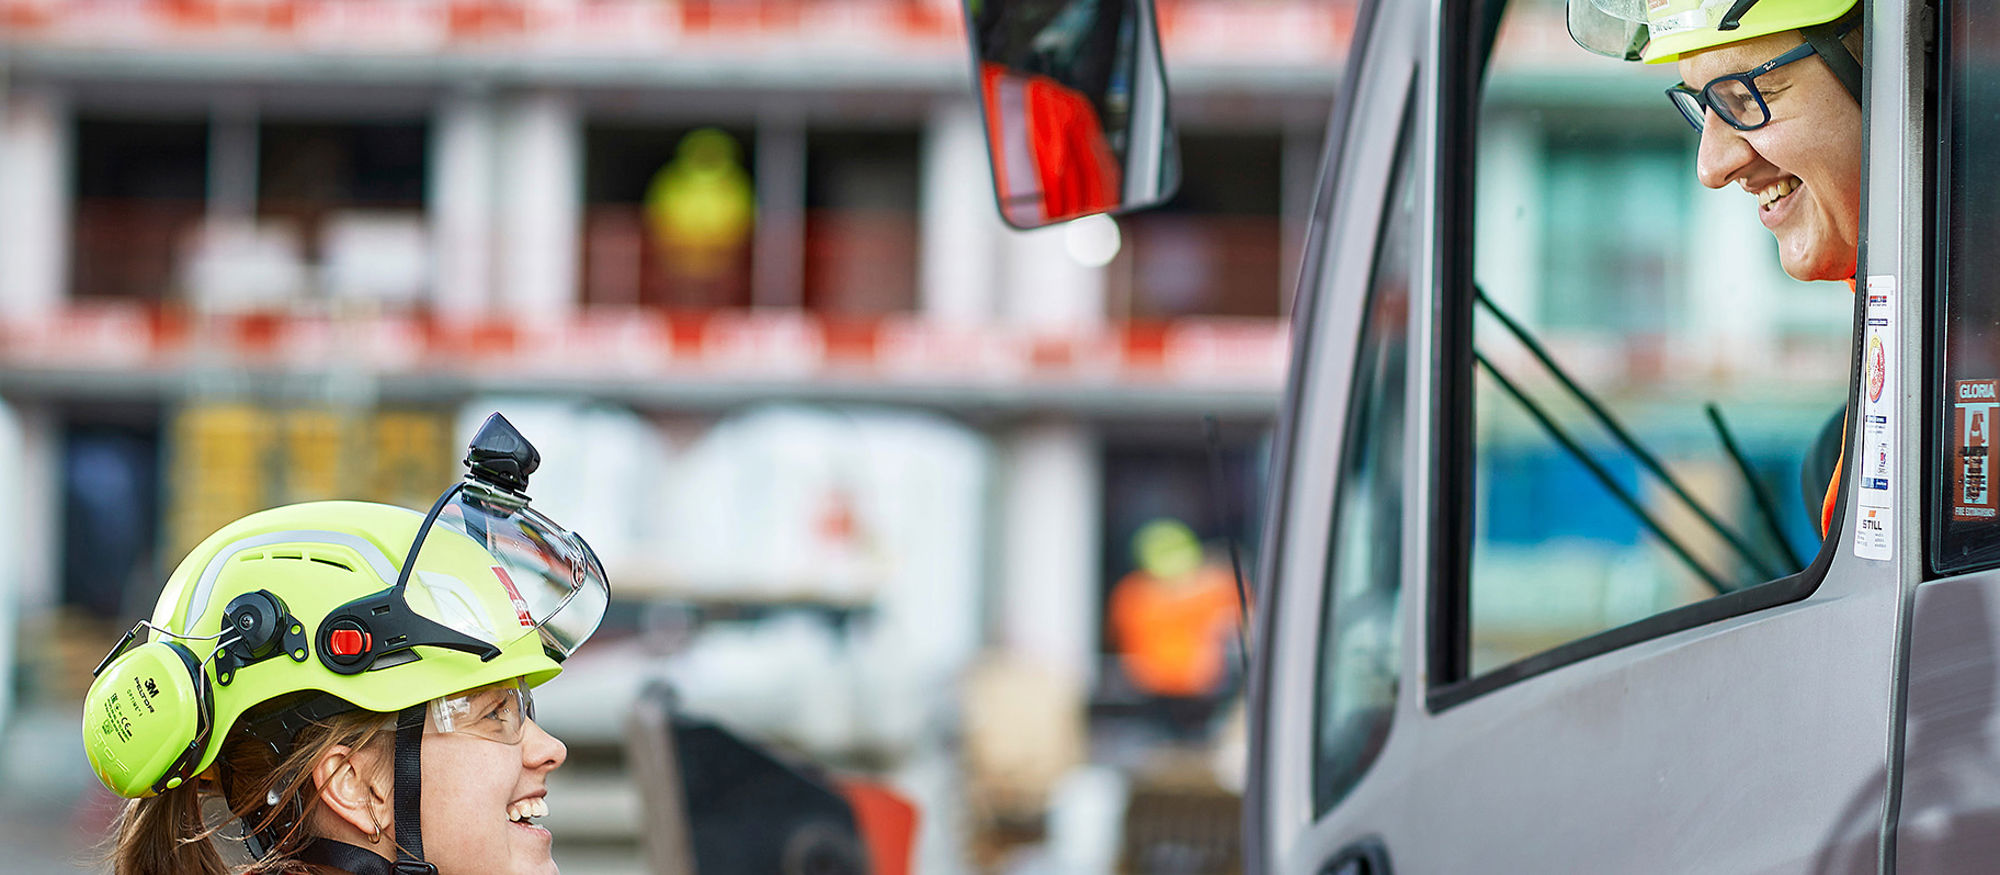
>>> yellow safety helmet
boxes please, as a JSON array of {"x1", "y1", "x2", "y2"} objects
[
  {"x1": 1569, "y1": 0, "x2": 1858, "y2": 64},
  {"x1": 82, "y1": 413, "x2": 609, "y2": 872}
]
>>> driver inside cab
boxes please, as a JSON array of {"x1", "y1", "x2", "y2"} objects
[{"x1": 1568, "y1": 0, "x2": 1865, "y2": 537}]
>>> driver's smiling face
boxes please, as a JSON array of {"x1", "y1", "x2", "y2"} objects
[{"x1": 1679, "y1": 29, "x2": 1862, "y2": 283}]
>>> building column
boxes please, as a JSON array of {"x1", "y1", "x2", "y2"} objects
[
  {"x1": 207, "y1": 95, "x2": 259, "y2": 224},
  {"x1": 0, "y1": 400, "x2": 21, "y2": 733},
  {"x1": 998, "y1": 420, "x2": 1103, "y2": 689},
  {"x1": 432, "y1": 88, "x2": 498, "y2": 320},
  {"x1": 494, "y1": 90, "x2": 582, "y2": 318},
  {"x1": 997, "y1": 210, "x2": 1107, "y2": 687},
  {"x1": 1471, "y1": 112, "x2": 1543, "y2": 330},
  {"x1": 752, "y1": 107, "x2": 806, "y2": 310},
  {"x1": 918, "y1": 99, "x2": 999, "y2": 325},
  {"x1": 0, "y1": 86, "x2": 71, "y2": 321},
  {"x1": 1687, "y1": 170, "x2": 1781, "y2": 372},
  {"x1": 1001, "y1": 221, "x2": 1107, "y2": 329}
]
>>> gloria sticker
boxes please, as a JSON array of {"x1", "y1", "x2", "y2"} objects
[{"x1": 1956, "y1": 379, "x2": 2000, "y2": 521}]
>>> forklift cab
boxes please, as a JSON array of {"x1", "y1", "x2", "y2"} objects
[{"x1": 968, "y1": 0, "x2": 2000, "y2": 871}]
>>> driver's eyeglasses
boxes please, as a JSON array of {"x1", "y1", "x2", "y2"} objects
[{"x1": 1666, "y1": 40, "x2": 1818, "y2": 133}]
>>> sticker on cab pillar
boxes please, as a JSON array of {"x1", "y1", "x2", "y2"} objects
[
  {"x1": 1955, "y1": 380, "x2": 2000, "y2": 521},
  {"x1": 1855, "y1": 276, "x2": 1896, "y2": 560}
]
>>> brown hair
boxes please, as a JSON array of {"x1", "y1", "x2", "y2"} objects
[{"x1": 106, "y1": 706, "x2": 396, "y2": 875}]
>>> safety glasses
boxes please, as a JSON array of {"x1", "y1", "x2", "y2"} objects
[
  {"x1": 431, "y1": 678, "x2": 538, "y2": 744},
  {"x1": 1666, "y1": 39, "x2": 1818, "y2": 132}
]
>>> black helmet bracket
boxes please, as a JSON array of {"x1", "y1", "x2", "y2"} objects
[{"x1": 464, "y1": 413, "x2": 539, "y2": 495}]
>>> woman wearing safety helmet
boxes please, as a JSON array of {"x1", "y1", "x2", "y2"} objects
[
  {"x1": 82, "y1": 413, "x2": 609, "y2": 875},
  {"x1": 1570, "y1": 0, "x2": 1865, "y2": 534}
]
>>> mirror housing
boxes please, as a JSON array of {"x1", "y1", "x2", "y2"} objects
[{"x1": 961, "y1": 0, "x2": 1180, "y2": 228}]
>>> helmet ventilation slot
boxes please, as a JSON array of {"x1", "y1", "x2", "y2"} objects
[{"x1": 234, "y1": 547, "x2": 363, "y2": 574}]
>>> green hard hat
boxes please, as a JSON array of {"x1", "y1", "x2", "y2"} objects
[
  {"x1": 1568, "y1": 0, "x2": 1858, "y2": 63},
  {"x1": 83, "y1": 500, "x2": 564, "y2": 798}
]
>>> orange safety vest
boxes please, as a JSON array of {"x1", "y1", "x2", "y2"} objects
[
  {"x1": 1821, "y1": 277, "x2": 1858, "y2": 537},
  {"x1": 1109, "y1": 565, "x2": 1241, "y2": 698}
]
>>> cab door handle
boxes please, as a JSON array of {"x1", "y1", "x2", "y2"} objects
[{"x1": 1321, "y1": 837, "x2": 1393, "y2": 875}]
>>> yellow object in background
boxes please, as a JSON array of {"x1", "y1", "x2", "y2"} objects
[
  {"x1": 168, "y1": 405, "x2": 453, "y2": 557},
  {"x1": 169, "y1": 404, "x2": 272, "y2": 559},
  {"x1": 645, "y1": 128, "x2": 756, "y2": 281},
  {"x1": 279, "y1": 408, "x2": 345, "y2": 503},
  {"x1": 367, "y1": 410, "x2": 454, "y2": 511}
]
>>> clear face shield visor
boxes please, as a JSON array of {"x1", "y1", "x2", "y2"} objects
[
  {"x1": 1567, "y1": 0, "x2": 1652, "y2": 61},
  {"x1": 398, "y1": 481, "x2": 610, "y2": 662},
  {"x1": 316, "y1": 414, "x2": 609, "y2": 676}
]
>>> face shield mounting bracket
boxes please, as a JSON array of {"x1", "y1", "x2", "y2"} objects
[{"x1": 314, "y1": 587, "x2": 504, "y2": 676}]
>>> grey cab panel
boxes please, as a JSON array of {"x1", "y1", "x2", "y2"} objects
[{"x1": 1898, "y1": 573, "x2": 2000, "y2": 870}]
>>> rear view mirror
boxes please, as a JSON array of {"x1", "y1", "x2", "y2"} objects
[{"x1": 962, "y1": 0, "x2": 1180, "y2": 228}]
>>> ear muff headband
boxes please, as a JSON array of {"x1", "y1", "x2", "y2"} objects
[{"x1": 155, "y1": 640, "x2": 217, "y2": 792}]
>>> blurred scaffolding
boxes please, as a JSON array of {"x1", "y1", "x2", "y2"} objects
[{"x1": 0, "y1": 0, "x2": 1338, "y2": 872}]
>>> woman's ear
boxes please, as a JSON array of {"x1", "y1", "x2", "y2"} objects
[{"x1": 311, "y1": 743, "x2": 394, "y2": 842}]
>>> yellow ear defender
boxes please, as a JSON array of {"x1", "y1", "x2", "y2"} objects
[
  {"x1": 84, "y1": 631, "x2": 215, "y2": 796},
  {"x1": 83, "y1": 589, "x2": 301, "y2": 797}
]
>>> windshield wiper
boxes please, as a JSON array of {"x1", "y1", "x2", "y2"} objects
[
  {"x1": 1705, "y1": 403, "x2": 1806, "y2": 574},
  {"x1": 1475, "y1": 288, "x2": 1782, "y2": 587},
  {"x1": 1475, "y1": 352, "x2": 1735, "y2": 595}
]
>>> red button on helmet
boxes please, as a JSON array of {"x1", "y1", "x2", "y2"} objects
[{"x1": 329, "y1": 628, "x2": 371, "y2": 657}]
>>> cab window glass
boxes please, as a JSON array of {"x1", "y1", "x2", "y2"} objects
[
  {"x1": 1464, "y1": 0, "x2": 1850, "y2": 676},
  {"x1": 1934, "y1": 0, "x2": 2000, "y2": 573},
  {"x1": 1313, "y1": 112, "x2": 1415, "y2": 815}
]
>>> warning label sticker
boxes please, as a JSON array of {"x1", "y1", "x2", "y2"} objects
[
  {"x1": 1855, "y1": 276, "x2": 1896, "y2": 561},
  {"x1": 1956, "y1": 380, "x2": 2000, "y2": 520}
]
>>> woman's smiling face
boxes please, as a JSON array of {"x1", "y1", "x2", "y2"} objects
[
  {"x1": 417, "y1": 682, "x2": 569, "y2": 875},
  {"x1": 1679, "y1": 29, "x2": 1863, "y2": 282}
]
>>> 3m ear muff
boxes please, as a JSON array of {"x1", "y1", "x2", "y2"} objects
[
  {"x1": 82, "y1": 588, "x2": 305, "y2": 798},
  {"x1": 82, "y1": 635, "x2": 215, "y2": 797}
]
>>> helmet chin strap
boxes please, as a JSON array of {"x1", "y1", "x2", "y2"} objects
[
  {"x1": 298, "y1": 839, "x2": 400, "y2": 875},
  {"x1": 305, "y1": 706, "x2": 437, "y2": 875},
  {"x1": 1800, "y1": 12, "x2": 1864, "y2": 105},
  {"x1": 392, "y1": 704, "x2": 437, "y2": 874}
]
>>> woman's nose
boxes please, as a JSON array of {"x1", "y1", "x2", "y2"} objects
[
  {"x1": 523, "y1": 718, "x2": 568, "y2": 770},
  {"x1": 1694, "y1": 111, "x2": 1756, "y2": 190}
]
